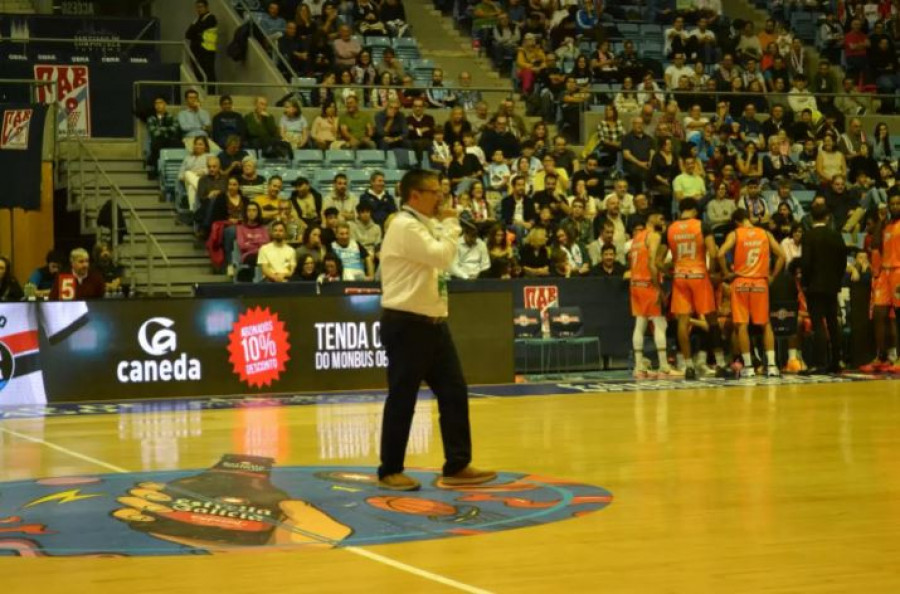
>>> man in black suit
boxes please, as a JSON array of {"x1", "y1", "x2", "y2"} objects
[{"x1": 800, "y1": 202, "x2": 849, "y2": 373}]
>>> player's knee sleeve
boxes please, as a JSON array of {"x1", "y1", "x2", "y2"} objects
[
  {"x1": 633, "y1": 317, "x2": 648, "y2": 350},
  {"x1": 652, "y1": 316, "x2": 667, "y2": 349}
]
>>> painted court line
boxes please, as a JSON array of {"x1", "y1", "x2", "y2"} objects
[{"x1": 0, "y1": 426, "x2": 495, "y2": 594}]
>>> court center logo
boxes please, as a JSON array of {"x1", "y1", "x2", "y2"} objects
[
  {"x1": 117, "y1": 317, "x2": 201, "y2": 383},
  {"x1": 0, "y1": 456, "x2": 613, "y2": 557}
]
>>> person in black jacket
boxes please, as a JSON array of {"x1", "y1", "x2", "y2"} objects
[
  {"x1": 799, "y1": 202, "x2": 850, "y2": 373},
  {"x1": 185, "y1": 0, "x2": 218, "y2": 90}
]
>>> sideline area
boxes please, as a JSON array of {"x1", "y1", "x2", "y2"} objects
[{"x1": 1, "y1": 371, "x2": 893, "y2": 420}]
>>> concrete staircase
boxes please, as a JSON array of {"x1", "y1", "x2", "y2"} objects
[
  {"x1": 61, "y1": 140, "x2": 220, "y2": 297},
  {"x1": 403, "y1": 0, "x2": 511, "y2": 111}
]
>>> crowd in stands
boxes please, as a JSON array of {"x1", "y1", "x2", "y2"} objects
[
  {"x1": 88, "y1": 0, "x2": 890, "y2": 370},
  {"x1": 0, "y1": 245, "x2": 125, "y2": 302}
]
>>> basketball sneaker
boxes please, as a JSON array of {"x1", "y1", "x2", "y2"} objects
[
  {"x1": 784, "y1": 358, "x2": 803, "y2": 373},
  {"x1": 696, "y1": 363, "x2": 716, "y2": 377},
  {"x1": 657, "y1": 365, "x2": 682, "y2": 377},
  {"x1": 740, "y1": 367, "x2": 757, "y2": 378},
  {"x1": 766, "y1": 366, "x2": 781, "y2": 378},
  {"x1": 859, "y1": 359, "x2": 886, "y2": 373},
  {"x1": 684, "y1": 366, "x2": 697, "y2": 380},
  {"x1": 632, "y1": 366, "x2": 649, "y2": 379}
]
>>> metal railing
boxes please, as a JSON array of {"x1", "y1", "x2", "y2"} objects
[
  {"x1": 65, "y1": 136, "x2": 173, "y2": 296},
  {"x1": 133, "y1": 79, "x2": 518, "y2": 107},
  {"x1": 228, "y1": 0, "x2": 301, "y2": 83}
]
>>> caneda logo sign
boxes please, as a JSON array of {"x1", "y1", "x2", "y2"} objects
[{"x1": 117, "y1": 317, "x2": 201, "y2": 383}]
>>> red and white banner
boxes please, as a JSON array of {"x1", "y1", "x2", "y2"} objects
[
  {"x1": 1, "y1": 108, "x2": 34, "y2": 150},
  {"x1": 33, "y1": 64, "x2": 91, "y2": 138}
]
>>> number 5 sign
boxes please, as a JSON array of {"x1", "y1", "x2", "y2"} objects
[{"x1": 56, "y1": 274, "x2": 77, "y2": 301}]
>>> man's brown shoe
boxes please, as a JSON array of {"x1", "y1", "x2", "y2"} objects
[
  {"x1": 441, "y1": 466, "x2": 497, "y2": 486},
  {"x1": 377, "y1": 473, "x2": 421, "y2": 491}
]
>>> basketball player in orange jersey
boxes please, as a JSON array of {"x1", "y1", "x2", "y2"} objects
[
  {"x1": 873, "y1": 195, "x2": 900, "y2": 373},
  {"x1": 629, "y1": 209, "x2": 675, "y2": 378},
  {"x1": 654, "y1": 198, "x2": 728, "y2": 380},
  {"x1": 717, "y1": 208, "x2": 786, "y2": 378},
  {"x1": 861, "y1": 202, "x2": 900, "y2": 372}
]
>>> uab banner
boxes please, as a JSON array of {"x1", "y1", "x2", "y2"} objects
[
  {"x1": 34, "y1": 64, "x2": 91, "y2": 137},
  {"x1": 0, "y1": 102, "x2": 48, "y2": 210}
]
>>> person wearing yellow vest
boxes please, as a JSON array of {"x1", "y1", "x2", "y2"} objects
[{"x1": 186, "y1": 0, "x2": 218, "y2": 90}]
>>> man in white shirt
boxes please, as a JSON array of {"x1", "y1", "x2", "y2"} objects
[
  {"x1": 665, "y1": 53, "x2": 694, "y2": 91},
  {"x1": 258, "y1": 221, "x2": 297, "y2": 282},
  {"x1": 602, "y1": 179, "x2": 635, "y2": 215},
  {"x1": 377, "y1": 169, "x2": 495, "y2": 491},
  {"x1": 691, "y1": 17, "x2": 717, "y2": 64},
  {"x1": 451, "y1": 219, "x2": 491, "y2": 279},
  {"x1": 788, "y1": 75, "x2": 820, "y2": 119},
  {"x1": 322, "y1": 173, "x2": 359, "y2": 222},
  {"x1": 664, "y1": 16, "x2": 692, "y2": 59}
]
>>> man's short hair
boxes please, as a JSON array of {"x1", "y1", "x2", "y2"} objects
[
  {"x1": 601, "y1": 244, "x2": 617, "y2": 255},
  {"x1": 196, "y1": 0, "x2": 208, "y2": 6},
  {"x1": 679, "y1": 197, "x2": 699, "y2": 214},
  {"x1": 811, "y1": 202, "x2": 830, "y2": 222},
  {"x1": 335, "y1": 221, "x2": 351, "y2": 232},
  {"x1": 399, "y1": 169, "x2": 440, "y2": 205},
  {"x1": 370, "y1": 170, "x2": 384, "y2": 181},
  {"x1": 334, "y1": 172, "x2": 348, "y2": 182},
  {"x1": 219, "y1": 95, "x2": 233, "y2": 105},
  {"x1": 571, "y1": 197, "x2": 586, "y2": 208},
  {"x1": 544, "y1": 171, "x2": 558, "y2": 181},
  {"x1": 270, "y1": 220, "x2": 287, "y2": 232},
  {"x1": 269, "y1": 175, "x2": 283, "y2": 185},
  {"x1": 293, "y1": 176, "x2": 309, "y2": 187},
  {"x1": 70, "y1": 247, "x2": 89, "y2": 262},
  {"x1": 184, "y1": 89, "x2": 199, "y2": 100},
  {"x1": 731, "y1": 208, "x2": 750, "y2": 224},
  {"x1": 323, "y1": 207, "x2": 340, "y2": 217},
  {"x1": 356, "y1": 202, "x2": 373, "y2": 213},
  {"x1": 46, "y1": 250, "x2": 65, "y2": 265}
]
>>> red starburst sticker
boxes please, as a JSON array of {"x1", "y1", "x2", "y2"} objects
[{"x1": 227, "y1": 307, "x2": 291, "y2": 388}]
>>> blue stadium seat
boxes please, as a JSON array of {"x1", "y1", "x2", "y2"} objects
[
  {"x1": 314, "y1": 168, "x2": 338, "y2": 193},
  {"x1": 294, "y1": 149, "x2": 324, "y2": 168},
  {"x1": 382, "y1": 169, "x2": 404, "y2": 187},
  {"x1": 638, "y1": 23, "x2": 662, "y2": 37},
  {"x1": 347, "y1": 170, "x2": 371, "y2": 193},
  {"x1": 641, "y1": 40, "x2": 664, "y2": 60},
  {"x1": 158, "y1": 148, "x2": 187, "y2": 202},
  {"x1": 795, "y1": 191, "x2": 816, "y2": 208},
  {"x1": 290, "y1": 76, "x2": 318, "y2": 105},
  {"x1": 388, "y1": 149, "x2": 418, "y2": 170},
  {"x1": 393, "y1": 37, "x2": 421, "y2": 60},
  {"x1": 366, "y1": 36, "x2": 392, "y2": 50},
  {"x1": 618, "y1": 23, "x2": 640, "y2": 36},
  {"x1": 324, "y1": 149, "x2": 356, "y2": 168},
  {"x1": 356, "y1": 149, "x2": 387, "y2": 168}
]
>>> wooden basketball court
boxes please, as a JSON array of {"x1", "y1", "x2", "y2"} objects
[{"x1": 1, "y1": 378, "x2": 899, "y2": 593}]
